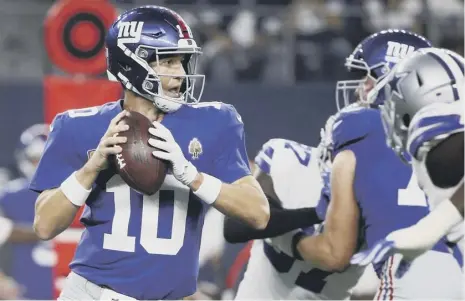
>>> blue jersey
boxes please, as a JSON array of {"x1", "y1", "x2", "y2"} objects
[
  {"x1": 331, "y1": 107, "x2": 450, "y2": 274},
  {"x1": 29, "y1": 100, "x2": 250, "y2": 300},
  {"x1": 0, "y1": 178, "x2": 53, "y2": 300}
]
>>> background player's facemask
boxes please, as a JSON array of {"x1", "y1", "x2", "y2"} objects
[
  {"x1": 336, "y1": 56, "x2": 392, "y2": 111},
  {"x1": 108, "y1": 39, "x2": 205, "y2": 113}
]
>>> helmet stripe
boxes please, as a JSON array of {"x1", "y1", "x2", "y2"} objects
[
  {"x1": 172, "y1": 12, "x2": 192, "y2": 39},
  {"x1": 449, "y1": 53, "x2": 465, "y2": 75},
  {"x1": 427, "y1": 52, "x2": 460, "y2": 101}
]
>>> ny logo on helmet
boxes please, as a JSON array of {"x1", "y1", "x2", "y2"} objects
[
  {"x1": 118, "y1": 21, "x2": 144, "y2": 44},
  {"x1": 385, "y1": 41, "x2": 415, "y2": 63}
]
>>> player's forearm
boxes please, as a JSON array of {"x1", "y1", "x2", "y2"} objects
[
  {"x1": 296, "y1": 234, "x2": 348, "y2": 272},
  {"x1": 400, "y1": 198, "x2": 463, "y2": 250},
  {"x1": 224, "y1": 206, "x2": 321, "y2": 243},
  {"x1": 34, "y1": 188, "x2": 80, "y2": 240},
  {"x1": 214, "y1": 182, "x2": 269, "y2": 230},
  {"x1": 8, "y1": 225, "x2": 41, "y2": 243},
  {"x1": 191, "y1": 174, "x2": 270, "y2": 229},
  {"x1": 34, "y1": 165, "x2": 98, "y2": 240},
  {"x1": 299, "y1": 149, "x2": 357, "y2": 271}
]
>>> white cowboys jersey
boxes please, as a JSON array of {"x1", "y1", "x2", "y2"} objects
[
  {"x1": 408, "y1": 101, "x2": 464, "y2": 243},
  {"x1": 236, "y1": 138, "x2": 365, "y2": 300}
]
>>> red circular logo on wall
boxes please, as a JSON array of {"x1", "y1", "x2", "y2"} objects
[{"x1": 44, "y1": 0, "x2": 117, "y2": 75}]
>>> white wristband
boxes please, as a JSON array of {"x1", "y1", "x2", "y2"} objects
[
  {"x1": 60, "y1": 171, "x2": 92, "y2": 207},
  {"x1": 193, "y1": 173, "x2": 222, "y2": 205}
]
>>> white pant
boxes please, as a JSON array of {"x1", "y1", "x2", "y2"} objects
[
  {"x1": 59, "y1": 272, "x2": 138, "y2": 301},
  {"x1": 350, "y1": 263, "x2": 379, "y2": 300},
  {"x1": 235, "y1": 241, "x2": 314, "y2": 300},
  {"x1": 375, "y1": 251, "x2": 463, "y2": 299},
  {"x1": 235, "y1": 240, "x2": 364, "y2": 300}
]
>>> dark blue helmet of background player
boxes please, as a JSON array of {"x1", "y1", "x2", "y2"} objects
[
  {"x1": 105, "y1": 6, "x2": 205, "y2": 113},
  {"x1": 15, "y1": 124, "x2": 49, "y2": 179},
  {"x1": 335, "y1": 29, "x2": 432, "y2": 111}
]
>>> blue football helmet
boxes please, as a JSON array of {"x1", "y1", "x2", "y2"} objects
[
  {"x1": 15, "y1": 123, "x2": 49, "y2": 179},
  {"x1": 335, "y1": 29, "x2": 432, "y2": 111},
  {"x1": 106, "y1": 6, "x2": 204, "y2": 113}
]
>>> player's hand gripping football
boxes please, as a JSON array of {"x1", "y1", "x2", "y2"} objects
[
  {"x1": 148, "y1": 121, "x2": 198, "y2": 186},
  {"x1": 86, "y1": 110, "x2": 130, "y2": 172}
]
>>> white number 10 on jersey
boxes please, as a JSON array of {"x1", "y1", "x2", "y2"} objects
[{"x1": 103, "y1": 174, "x2": 190, "y2": 255}]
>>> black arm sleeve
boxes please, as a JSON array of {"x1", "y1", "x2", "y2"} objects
[
  {"x1": 425, "y1": 132, "x2": 464, "y2": 188},
  {"x1": 223, "y1": 195, "x2": 323, "y2": 243}
]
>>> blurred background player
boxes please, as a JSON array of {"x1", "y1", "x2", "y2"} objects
[
  {"x1": 352, "y1": 47, "x2": 464, "y2": 265},
  {"x1": 292, "y1": 30, "x2": 463, "y2": 299},
  {"x1": 0, "y1": 123, "x2": 52, "y2": 300},
  {"x1": 30, "y1": 5, "x2": 269, "y2": 301}
]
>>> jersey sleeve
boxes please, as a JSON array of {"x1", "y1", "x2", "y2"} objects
[
  {"x1": 331, "y1": 108, "x2": 375, "y2": 157},
  {"x1": 29, "y1": 113, "x2": 81, "y2": 193},
  {"x1": 211, "y1": 104, "x2": 251, "y2": 183},
  {"x1": 407, "y1": 102, "x2": 464, "y2": 160}
]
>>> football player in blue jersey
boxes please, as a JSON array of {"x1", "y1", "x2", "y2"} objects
[
  {"x1": 351, "y1": 48, "x2": 464, "y2": 265},
  {"x1": 0, "y1": 124, "x2": 53, "y2": 300},
  {"x1": 289, "y1": 30, "x2": 463, "y2": 299},
  {"x1": 30, "y1": 5, "x2": 269, "y2": 300}
]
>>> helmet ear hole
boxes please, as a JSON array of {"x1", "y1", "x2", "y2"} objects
[{"x1": 402, "y1": 113, "x2": 411, "y2": 128}]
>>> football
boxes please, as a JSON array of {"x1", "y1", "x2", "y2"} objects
[{"x1": 112, "y1": 111, "x2": 168, "y2": 195}]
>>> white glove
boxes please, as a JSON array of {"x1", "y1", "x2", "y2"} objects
[{"x1": 148, "y1": 121, "x2": 198, "y2": 186}]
